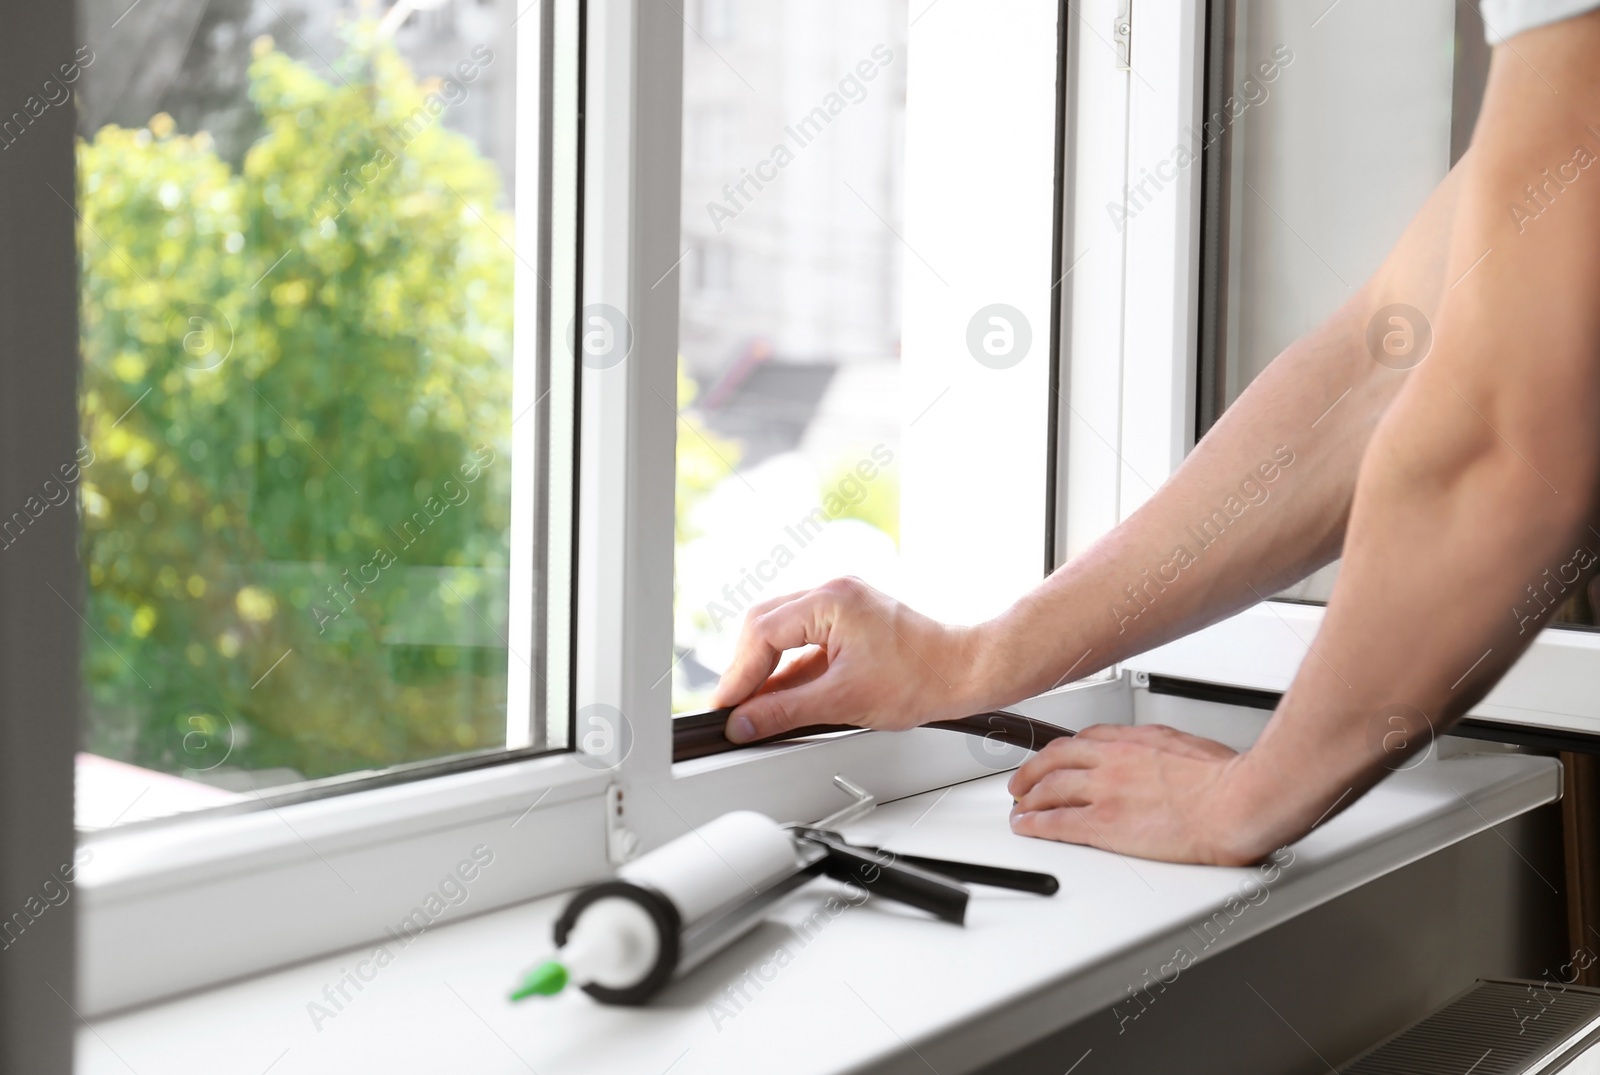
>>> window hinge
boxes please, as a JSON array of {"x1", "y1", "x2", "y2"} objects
[
  {"x1": 1114, "y1": 0, "x2": 1132, "y2": 71},
  {"x1": 605, "y1": 783, "x2": 641, "y2": 865}
]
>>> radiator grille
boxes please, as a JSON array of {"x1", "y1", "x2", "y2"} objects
[{"x1": 1338, "y1": 979, "x2": 1600, "y2": 1075}]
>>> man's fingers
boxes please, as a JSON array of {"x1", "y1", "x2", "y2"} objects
[
  {"x1": 1076, "y1": 723, "x2": 1235, "y2": 761},
  {"x1": 707, "y1": 648, "x2": 781, "y2": 710},
  {"x1": 1075, "y1": 723, "x2": 1180, "y2": 746},
  {"x1": 1072, "y1": 724, "x2": 1141, "y2": 744},
  {"x1": 725, "y1": 676, "x2": 838, "y2": 743},
  {"x1": 755, "y1": 647, "x2": 829, "y2": 696},
  {"x1": 1007, "y1": 737, "x2": 1102, "y2": 799},
  {"x1": 744, "y1": 588, "x2": 815, "y2": 621},
  {"x1": 709, "y1": 592, "x2": 832, "y2": 707},
  {"x1": 1011, "y1": 768, "x2": 1093, "y2": 816},
  {"x1": 1010, "y1": 805, "x2": 1100, "y2": 847}
]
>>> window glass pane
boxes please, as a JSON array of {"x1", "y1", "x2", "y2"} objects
[
  {"x1": 1195, "y1": 0, "x2": 1460, "y2": 605},
  {"x1": 671, "y1": 0, "x2": 1060, "y2": 711},
  {"x1": 71, "y1": 0, "x2": 533, "y2": 829}
]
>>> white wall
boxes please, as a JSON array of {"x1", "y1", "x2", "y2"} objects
[{"x1": 1225, "y1": 0, "x2": 1456, "y2": 398}]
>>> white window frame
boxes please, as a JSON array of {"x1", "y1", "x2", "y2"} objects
[
  {"x1": 1063, "y1": 0, "x2": 1600, "y2": 739},
  {"x1": 77, "y1": 0, "x2": 1102, "y2": 1016}
]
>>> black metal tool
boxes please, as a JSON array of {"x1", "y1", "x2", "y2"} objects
[
  {"x1": 787, "y1": 826, "x2": 1062, "y2": 926},
  {"x1": 842, "y1": 845, "x2": 1061, "y2": 896},
  {"x1": 791, "y1": 827, "x2": 973, "y2": 924}
]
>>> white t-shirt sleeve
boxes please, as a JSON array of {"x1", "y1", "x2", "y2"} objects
[{"x1": 1481, "y1": 0, "x2": 1600, "y2": 43}]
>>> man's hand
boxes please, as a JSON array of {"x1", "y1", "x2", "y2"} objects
[
  {"x1": 1007, "y1": 724, "x2": 1254, "y2": 865},
  {"x1": 709, "y1": 577, "x2": 989, "y2": 743}
]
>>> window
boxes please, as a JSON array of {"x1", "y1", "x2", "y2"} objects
[
  {"x1": 69, "y1": 0, "x2": 1080, "y2": 1016},
  {"x1": 670, "y1": 0, "x2": 1064, "y2": 711},
  {"x1": 698, "y1": 0, "x2": 737, "y2": 43},
  {"x1": 66, "y1": 0, "x2": 569, "y2": 832}
]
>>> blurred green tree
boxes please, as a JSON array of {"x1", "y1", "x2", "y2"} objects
[
  {"x1": 78, "y1": 30, "x2": 517, "y2": 782},
  {"x1": 821, "y1": 453, "x2": 900, "y2": 546},
  {"x1": 78, "y1": 27, "x2": 749, "y2": 785}
]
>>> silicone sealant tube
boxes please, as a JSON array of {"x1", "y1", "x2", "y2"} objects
[{"x1": 514, "y1": 811, "x2": 802, "y2": 1005}]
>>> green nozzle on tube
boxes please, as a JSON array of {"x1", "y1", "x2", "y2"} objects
[{"x1": 511, "y1": 960, "x2": 568, "y2": 1001}]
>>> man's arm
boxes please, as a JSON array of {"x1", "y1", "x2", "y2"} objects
[
  {"x1": 1206, "y1": 25, "x2": 1600, "y2": 856},
  {"x1": 1011, "y1": 18, "x2": 1600, "y2": 863},
  {"x1": 711, "y1": 158, "x2": 1464, "y2": 743}
]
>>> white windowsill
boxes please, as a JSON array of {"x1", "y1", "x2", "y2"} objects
[
  {"x1": 1126, "y1": 601, "x2": 1600, "y2": 736},
  {"x1": 75, "y1": 712, "x2": 1560, "y2": 1075}
]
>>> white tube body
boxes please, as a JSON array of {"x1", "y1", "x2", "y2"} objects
[{"x1": 617, "y1": 810, "x2": 797, "y2": 926}]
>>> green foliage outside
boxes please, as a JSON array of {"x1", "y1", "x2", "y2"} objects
[
  {"x1": 79, "y1": 28, "x2": 744, "y2": 786},
  {"x1": 674, "y1": 364, "x2": 743, "y2": 549},
  {"x1": 821, "y1": 454, "x2": 900, "y2": 545},
  {"x1": 78, "y1": 30, "x2": 519, "y2": 783}
]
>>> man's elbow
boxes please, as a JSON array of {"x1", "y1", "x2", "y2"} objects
[{"x1": 1363, "y1": 376, "x2": 1599, "y2": 536}]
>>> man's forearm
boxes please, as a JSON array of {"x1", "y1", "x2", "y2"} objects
[
  {"x1": 1213, "y1": 31, "x2": 1600, "y2": 857},
  {"x1": 962, "y1": 159, "x2": 1468, "y2": 711},
  {"x1": 968, "y1": 320, "x2": 1366, "y2": 706},
  {"x1": 966, "y1": 169, "x2": 1465, "y2": 709},
  {"x1": 1217, "y1": 412, "x2": 1596, "y2": 855}
]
